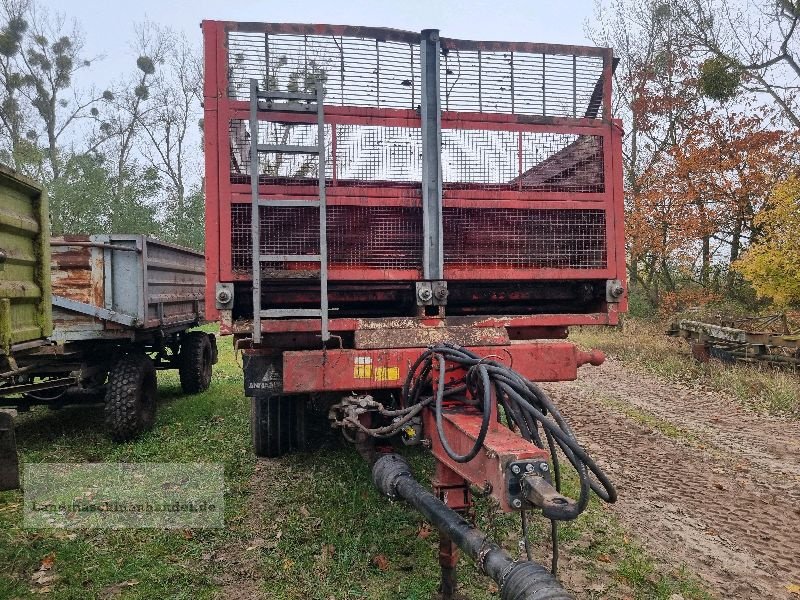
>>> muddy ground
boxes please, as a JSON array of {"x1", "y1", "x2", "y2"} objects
[
  {"x1": 214, "y1": 358, "x2": 799, "y2": 599},
  {"x1": 544, "y1": 359, "x2": 800, "y2": 600}
]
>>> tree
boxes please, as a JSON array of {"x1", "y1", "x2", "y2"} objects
[
  {"x1": 0, "y1": 0, "x2": 35, "y2": 171},
  {"x1": 87, "y1": 22, "x2": 168, "y2": 237},
  {"x1": 132, "y1": 24, "x2": 204, "y2": 249},
  {"x1": 8, "y1": 1, "x2": 99, "y2": 180},
  {"x1": 49, "y1": 151, "x2": 159, "y2": 236},
  {"x1": 736, "y1": 175, "x2": 800, "y2": 305},
  {"x1": 674, "y1": 0, "x2": 800, "y2": 128},
  {"x1": 589, "y1": 0, "x2": 706, "y2": 303},
  {"x1": 636, "y1": 107, "x2": 796, "y2": 295}
]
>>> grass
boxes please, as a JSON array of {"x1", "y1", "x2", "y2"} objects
[
  {"x1": 0, "y1": 325, "x2": 711, "y2": 599},
  {"x1": 571, "y1": 318, "x2": 800, "y2": 418}
]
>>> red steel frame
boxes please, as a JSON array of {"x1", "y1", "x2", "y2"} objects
[
  {"x1": 202, "y1": 21, "x2": 627, "y2": 336},
  {"x1": 204, "y1": 27, "x2": 624, "y2": 583}
]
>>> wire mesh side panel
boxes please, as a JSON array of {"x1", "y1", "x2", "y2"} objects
[
  {"x1": 230, "y1": 120, "x2": 333, "y2": 185},
  {"x1": 227, "y1": 32, "x2": 421, "y2": 109},
  {"x1": 231, "y1": 204, "x2": 423, "y2": 275},
  {"x1": 440, "y1": 50, "x2": 604, "y2": 118},
  {"x1": 229, "y1": 121, "x2": 602, "y2": 192},
  {"x1": 335, "y1": 125, "x2": 423, "y2": 185},
  {"x1": 328, "y1": 206, "x2": 423, "y2": 270},
  {"x1": 226, "y1": 29, "x2": 606, "y2": 118},
  {"x1": 442, "y1": 131, "x2": 604, "y2": 192},
  {"x1": 443, "y1": 208, "x2": 607, "y2": 270}
]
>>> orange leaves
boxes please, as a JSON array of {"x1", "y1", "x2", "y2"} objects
[
  {"x1": 371, "y1": 554, "x2": 390, "y2": 571},
  {"x1": 629, "y1": 105, "x2": 798, "y2": 277},
  {"x1": 659, "y1": 289, "x2": 722, "y2": 316}
]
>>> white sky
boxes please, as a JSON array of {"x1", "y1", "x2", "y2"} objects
[{"x1": 42, "y1": 0, "x2": 598, "y2": 82}]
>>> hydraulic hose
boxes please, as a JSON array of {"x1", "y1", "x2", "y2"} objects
[
  {"x1": 402, "y1": 344, "x2": 617, "y2": 518},
  {"x1": 373, "y1": 454, "x2": 573, "y2": 600}
]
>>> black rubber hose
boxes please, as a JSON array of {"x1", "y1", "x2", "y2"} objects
[
  {"x1": 402, "y1": 344, "x2": 617, "y2": 516},
  {"x1": 372, "y1": 454, "x2": 573, "y2": 600},
  {"x1": 433, "y1": 354, "x2": 492, "y2": 463}
]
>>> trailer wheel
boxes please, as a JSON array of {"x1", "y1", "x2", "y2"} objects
[
  {"x1": 179, "y1": 331, "x2": 213, "y2": 394},
  {"x1": 105, "y1": 353, "x2": 158, "y2": 442},
  {"x1": 251, "y1": 394, "x2": 293, "y2": 458},
  {"x1": 292, "y1": 396, "x2": 308, "y2": 451}
]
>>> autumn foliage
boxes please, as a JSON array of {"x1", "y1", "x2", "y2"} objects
[
  {"x1": 736, "y1": 176, "x2": 800, "y2": 306},
  {"x1": 629, "y1": 108, "x2": 796, "y2": 284}
]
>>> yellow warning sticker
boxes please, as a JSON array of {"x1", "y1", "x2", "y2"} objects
[
  {"x1": 374, "y1": 366, "x2": 400, "y2": 382},
  {"x1": 354, "y1": 356, "x2": 372, "y2": 379}
]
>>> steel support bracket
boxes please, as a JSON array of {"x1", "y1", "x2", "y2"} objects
[
  {"x1": 420, "y1": 29, "x2": 444, "y2": 281},
  {"x1": 605, "y1": 279, "x2": 625, "y2": 303},
  {"x1": 422, "y1": 404, "x2": 550, "y2": 512},
  {"x1": 215, "y1": 282, "x2": 234, "y2": 310},
  {"x1": 505, "y1": 459, "x2": 552, "y2": 510},
  {"x1": 416, "y1": 281, "x2": 448, "y2": 306}
]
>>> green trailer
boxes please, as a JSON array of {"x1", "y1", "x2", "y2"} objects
[
  {"x1": 0, "y1": 168, "x2": 216, "y2": 491},
  {"x1": 0, "y1": 165, "x2": 51, "y2": 490}
]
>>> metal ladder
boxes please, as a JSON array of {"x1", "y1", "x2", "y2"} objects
[{"x1": 249, "y1": 78, "x2": 329, "y2": 345}]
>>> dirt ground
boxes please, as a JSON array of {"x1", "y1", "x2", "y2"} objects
[{"x1": 544, "y1": 359, "x2": 800, "y2": 600}]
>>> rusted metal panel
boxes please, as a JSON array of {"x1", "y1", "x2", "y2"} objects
[
  {"x1": 0, "y1": 165, "x2": 51, "y2": 353},
  {"x1": 223, "y1": 312, "x2": 618, "y2": 337},
  {"x1": 203, "y1": 20, "x2": 627, "y2": 339},
  {"x1": 354, "y1": 326, "x2": 509, "y2": 349},
  {"x1": 50, "y1": 236, "x2": 105, "y2": 335},
  {"x1": 423, "y1": 406, "x2": 550, "y2": 512},
  {"x1": 281, "y1": 342, "x2": 603, "y2": 393},
  {"x1": 50, "y1": 235, "x2": 206, "y2": 341}
]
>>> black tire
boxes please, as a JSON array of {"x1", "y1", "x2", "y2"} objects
[
  {"x1": 292, "y1": 397, "x2": 308, "y2": 451},
  {"x1": 104, "y1": 353, "x2": 157, "y2": 442},
  {"x1": 251, "y1": 394, "x2": 293, "y2": 458},
  {"x1": 179, "y1": 331, "x2": 213, "y2": 394}
]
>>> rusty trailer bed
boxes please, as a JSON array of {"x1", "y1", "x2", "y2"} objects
[{"x1": 50, "y1": 235, "x2": 206, "y2": 341}]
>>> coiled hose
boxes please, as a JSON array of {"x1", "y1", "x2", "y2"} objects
[{"x1": 402, "y1": 343, "x2": 617, "y2": 571}]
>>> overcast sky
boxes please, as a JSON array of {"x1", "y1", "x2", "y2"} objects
[{"x1": 41, "y1": 0, "x2": 598, "y2": 83}]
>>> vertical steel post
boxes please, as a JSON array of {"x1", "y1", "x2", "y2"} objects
[
  {"x1": 249, "y1": 78, "x2": 262, "y2": 344},
  {"x1": 420, "y1": 29, "x2": 443, "y2": 281},
  {"x1": 317, "y1": 81, "x2": 330, "y2": 342},
  {"x1": 572, "y1": 55, "x2": 577, "y2": 118},
  {"x1": 510, "y1": 51, "x2": 515, "y2": 114}
]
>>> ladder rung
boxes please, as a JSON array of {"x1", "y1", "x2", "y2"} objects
[
  {"x1": 258, "y1": 199, "x2": 321, "y2": 208},
  {"x1": 258, "y1": 90, "x2": 317, "y2": 101},
  {"x1": 257, "y1": 101, "x2": 318, "y2": 113},
  {"x1": 260, "y1": 254, "x2": 321, "y2": 262},
  {"x1": 261, "y1": 309, "x2": 322, "y2": 318},
  {"x1": 257, "y1": 144, "x2": 319, "y2": 155}
]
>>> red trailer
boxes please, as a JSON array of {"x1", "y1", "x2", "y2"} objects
[{"x1": 202, "y1": 21, "x2": 624, "y2": 599}]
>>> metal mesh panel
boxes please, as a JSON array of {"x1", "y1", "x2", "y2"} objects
[
  {"x1": 229, "y1": 120, "x2": 332, "y2": 185},
  {"x1": 335, "y1": 124, "x2": 422, "y2": 184},
  {"x1": 442, "y1": 131, "x2": 604, "y2": 192},
  {"x1": 231, "y1": 204, "x2": 423, "y2": 273},
  {"x1": 230, "y1": 120, "x2": 603, "y2": 192},
  {"x1": 227, "y1": 32, "x2": 421, "y2": 109},
  {"x1": 441, "y1": 51, "x2": 604, "y2": 118},
  {"x1": 443, "y1": 208, "x2": 607, "y2": 269},
  {"x1": 226, "y1": 30, "x2": 604, "y2": 118}
]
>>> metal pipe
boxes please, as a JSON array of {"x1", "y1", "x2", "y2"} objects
[
  {"x1": 49, "y1": 241, "x2": 140, "y2": 253},
  {"x1": 372, "y1": 454, "x2": 573, "y2": 600}
]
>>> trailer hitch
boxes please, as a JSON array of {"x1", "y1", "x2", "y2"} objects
[
  {"x1": 502, "y1": 460, "x2": 579, "y2": 521},
  {"x1": 373, "y1": 453, "x2": 573, "y2": 600},
  {"x1": 345, "y1": 344, "x2": 615, "y2": 598}
]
